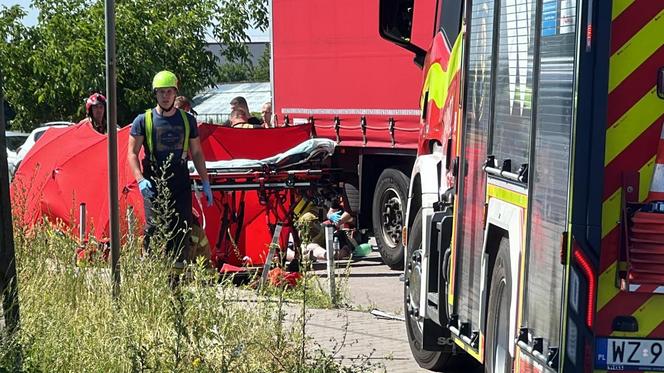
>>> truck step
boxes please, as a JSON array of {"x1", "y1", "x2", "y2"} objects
[{"x1": 426, "y1": 292, "x2": 441, "y2": 326}]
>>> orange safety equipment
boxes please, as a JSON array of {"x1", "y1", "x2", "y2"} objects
[{"x1": 648, "y1": 123, "x2": 664, "y2": 202}]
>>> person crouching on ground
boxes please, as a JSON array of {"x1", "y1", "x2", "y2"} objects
[
  {"x1": 78, "y1": 93, "x2": 107, "y2": 134},
  {"x1": 127, "y1": 70, "x2": 214, "y2": 279}
]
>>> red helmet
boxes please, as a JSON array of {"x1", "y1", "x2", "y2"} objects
[{"x1": 85, "y1": 93, "x2": 106, "y2": 112}]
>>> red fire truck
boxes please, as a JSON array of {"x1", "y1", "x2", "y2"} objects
[{"x1": 376, "y1": 0, "x2": 664, "y2": 371}]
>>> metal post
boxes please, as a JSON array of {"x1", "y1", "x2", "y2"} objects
[
  {"x1": 324, "y1": 225, "x2": 336, "y2": 305},
  {"x1": 259, "y1": 224, "x2": 283, "y2": 289},
  {"x1": 79, "y1": 203, "x2": 87, "y2": 245},
  {"x1": 105, "y1": 0, "x2": 120, "y2": 297},
  {"x1": 0, "y1": 68, "x2": 20, "y2": 336}
]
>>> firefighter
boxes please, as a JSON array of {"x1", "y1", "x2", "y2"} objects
[
  {"x1": 78, "y1": 93, "x2": 107, "y2": 134},
  {"x1": 127, "y1": 70, "x2": 213, "y2": 275}
]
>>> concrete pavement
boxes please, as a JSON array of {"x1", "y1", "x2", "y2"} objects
[{"x1": 303, "y1": 250, "x2": 433, "y2": 372}]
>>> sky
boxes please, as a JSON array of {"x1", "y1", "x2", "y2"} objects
[
  {"x1": 0, "y1": 0, "x2": 37, "y2": 26},
  {"x1": 0, "y1": 0, "x2": 269, "y2": 42}
]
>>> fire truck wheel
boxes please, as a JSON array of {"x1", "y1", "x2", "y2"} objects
[
  {"x1": 485, "y1": 237, "x2": 513, "y2": 373},
  {"x1": 373, "y1": 168, "x2": 409, "y2": 270},
  {"x1": 405, "y1": 209, "x2": 468, "y2": 371}
]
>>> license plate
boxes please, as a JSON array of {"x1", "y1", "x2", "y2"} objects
[{"x1": 596, "y1": 337, "x2": 664, "y2": 371}]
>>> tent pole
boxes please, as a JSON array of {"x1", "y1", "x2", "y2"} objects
[{"x1": 105, "y1": 0, "x2": 121, "y2": 297}]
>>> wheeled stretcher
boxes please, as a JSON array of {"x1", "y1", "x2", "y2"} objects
[{"x1": 189, "y1": 138, "x2": 338, "y2": 271}]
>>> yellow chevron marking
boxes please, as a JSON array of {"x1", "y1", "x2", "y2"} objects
[
  {"x1": 608, "y1": 9, "x2": 664, "y2": 92},
  {"x1": 612, "y1": 295, "x2": 664, "y2": 338},
  {"x1": 598, "y1": 158, "x2": 658, "y2": 312},
  {"x1": 598, "y1": 262, "x2": 619, "y2": 312},
  {"x1": 420, "y1": 34, "x2": 463, "y2": 110},
  {"x1": 605, "y1": 88, "x2": 664, "y2": 165},
  {"x1": 612, "y1": 0, "x2": 635, "y2": 20},
  {"x1": 602, "y1": 189, "x2": 621, "y2": 238},
  {"x1": 640, "y1": 156, "x2": 656, "y2": 202}
]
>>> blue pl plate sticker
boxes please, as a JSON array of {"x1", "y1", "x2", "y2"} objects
[{"x1": 596, "y1": 338, "x2": 608, "y2": 369}]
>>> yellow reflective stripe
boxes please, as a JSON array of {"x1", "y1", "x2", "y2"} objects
[
  {"x1": 146, "y1": 109, "x2": 191, "y2": 161},
  {"x1": 597, "y1": 262, "x2": 619, "y2": 311},
  {"x1": 145, "y1": 109, "x2": 155, "y2": 162},
  {"x1": 608, "y1": 9, "x2": 664, "y2": 92},
  {"x1": 420, "y1": 34, "x2": 463, "y2": 110},
  {"x1": 453, "y1": 335, "x2": 482, "y2": 362},
  {"x1": 601, "y1": 158, "x2": 656, "y2": 234},
  {"x1": 601, "y1": 189, "x2": 621, "y2": 238},
  {"x1": 487, "y1": 184, "x2": 527, "y2": 209},
  {"x1": 612, "y1": 295, "x2": 664, "y2": 338},
  {"x1": 640, "y1": 156, "x2": 656, "y2": 202},
  {"x1": 179, "y1": 109, "x2": 190, "y2": 154},
  {"x1": 604, "y1": 88, "x2": 664, "y2": 165},
  {"x1": 612, "y1": 0, "x2": 635, "y2": 20}
]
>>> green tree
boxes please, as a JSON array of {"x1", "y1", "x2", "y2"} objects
[
  {"x1": 251, "y1": 44, "x2": 270, "y2": 82},
  {"x1": 0, "y1": 6, "x2": 36, "y2": 130},
  {"x1": 0, "y1": 0, "x2": 268, "y2": 131},
  {"x1": 218, "y1": 62, "x2": 251, "y2": 83}
]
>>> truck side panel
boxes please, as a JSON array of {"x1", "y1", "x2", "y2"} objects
[
  {"x1": 596, "y1": 1, "x2": 664, "y2": 339},
  {"x1": 271, "y1": 0, "x2": 436, "y2": 149}
]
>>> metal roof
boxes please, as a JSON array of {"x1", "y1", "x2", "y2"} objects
[{"x1": 192, "y1": 82, "x2": 271, "y2": 124}]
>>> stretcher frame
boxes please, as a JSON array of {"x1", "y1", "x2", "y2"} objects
[{"x1": 191, "y1": 164, "x2": 341, "y2": 271}]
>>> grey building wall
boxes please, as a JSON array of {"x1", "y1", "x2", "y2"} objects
[{"x1": 204, "y1": 42, "x2": 269, "y2": 66}]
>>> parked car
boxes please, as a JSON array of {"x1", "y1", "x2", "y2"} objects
[
  {"x1": 14, "y1": 122, "x2": 73, "y2": 174},
  {"x1": 5, "y1": 130, "x2": 29, "y2": 178}
]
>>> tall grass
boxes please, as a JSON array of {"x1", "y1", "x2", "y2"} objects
[{"x1": 0, "y1": 222, "x2": 375, "y2": 372}]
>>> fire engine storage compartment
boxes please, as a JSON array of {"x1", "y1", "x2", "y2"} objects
[
  {"x1": 271, "y1": 0, "x2": 436, "y2": 269},
  {"x1": 455, "y1": 0, "x2": 576, "y2": 359}
]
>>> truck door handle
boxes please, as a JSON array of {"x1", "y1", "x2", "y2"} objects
[{"x1": 658, "y1": 67, "x2": 664, "y2": 100}]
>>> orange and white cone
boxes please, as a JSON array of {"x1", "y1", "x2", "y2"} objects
[{"x1": 647, "y1": 123, "x2": 664, "y2": 202}]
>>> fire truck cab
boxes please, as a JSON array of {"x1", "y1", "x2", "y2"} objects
[{"x1": 380, "y1": 0, "x2": 664, "y2": 371}]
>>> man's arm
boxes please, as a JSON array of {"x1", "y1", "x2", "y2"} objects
[
  {"x1": 128, "y1": 135, "x2": 145, "y2": 182},
  {"x1": 189, "y1": 137, "x2": 209, "y2": 183}
]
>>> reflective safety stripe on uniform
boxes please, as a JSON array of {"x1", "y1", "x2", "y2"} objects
[{"x1": 145, "y1": 108, "x2": 191, "y2": 162}]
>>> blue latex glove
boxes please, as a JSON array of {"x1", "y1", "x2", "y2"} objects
[
  {"x1": 327, "y1": 210, "x2": 343, "y2": 224},
  {"x1": 202, "y1": 180, "x2": 213, "y2": 207},
  {"x1": 138, "y1": 178, "x2": 154, "y2": 198}
]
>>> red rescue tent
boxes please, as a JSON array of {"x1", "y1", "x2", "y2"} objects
[
  {"x1": 11, "y1": 122, "x2": 314, "y2": 268},
  {"x1": 11, "y1": 124, "x2": 143, "y2": 241}
]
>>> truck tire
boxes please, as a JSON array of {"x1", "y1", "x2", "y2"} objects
[
  {"x1": 372, "y1": 168, "x2": 408, "y2": 270},
  {"x1": 405, "y1": 209, "x2": 469, "y2": 371},
  {"x1": 485, "y1": 237, "x2": 513, "y2": 373}
]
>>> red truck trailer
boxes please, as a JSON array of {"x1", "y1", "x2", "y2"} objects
[
  {"x1": 271, "y1": 0, "x2": 441, "y2": 269},
  {"x1": 377, "y1": 0, "x2": 664, "y2": 372}
]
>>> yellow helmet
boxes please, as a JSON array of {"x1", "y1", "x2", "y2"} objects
[{"x1": 152, "y1": 70, "x2": 178, "y2": 90}]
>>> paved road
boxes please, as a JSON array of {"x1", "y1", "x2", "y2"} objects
[{"x1": 306, "y1": 250, "x2": 482, "y2": 372}]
